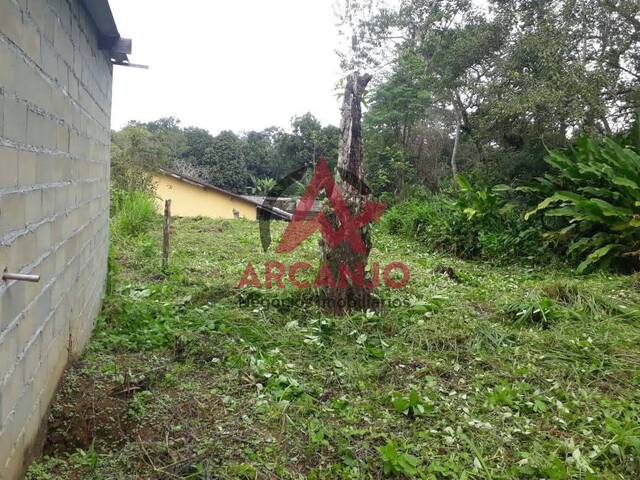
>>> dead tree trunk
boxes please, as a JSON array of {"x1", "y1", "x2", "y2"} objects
[{"x1": 319, "y1": 72, "x2": 374, "y2": 315}]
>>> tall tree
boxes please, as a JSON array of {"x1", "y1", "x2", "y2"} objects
[
  {"x1": 182, "y1": 127, "x2": 214, "y2": 165},
  {"x1": 111, "y1": 125, "x2": 167, "y2": 193},
  {"x1": 203, "y1": 131, "x2": 249, "y2": 193},
  {"x1": 362, "y1": 0, "x2": 640, "y2": 190}
]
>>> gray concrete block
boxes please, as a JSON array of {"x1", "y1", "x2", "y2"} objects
[
  {"x1": 0, "y1": 41, "x2": 17, "y2": 91},
  {"x1": 3, "y1": 97, "x2": 27, "y2": 144},
  {"x1": 0, "y1": 146, "x2": 18, "y2": 188},
  {"x1": 26, "y1": 108, "x2": 55, "y2": 149},
  {"x1": 27, "y1": 0, "x2": 54, "y2": 43},
  {"x1": 0, "y1": 0, "x2": 24, "y2": 49}
]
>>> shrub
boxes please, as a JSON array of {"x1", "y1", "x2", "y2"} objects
[
  {"x1": 381, "y1": 176, "x2": 545, "y2": 261},
  {"x1": 525, "y1": 136, "x2": 640, "y2": 273},
  {"x1": 111, "y1": 191, "x2": 158, "y2": 238}
]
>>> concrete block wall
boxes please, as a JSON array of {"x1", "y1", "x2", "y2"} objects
[{"x1": 0, "y1": 0, "x2": 113, "y2": 477}]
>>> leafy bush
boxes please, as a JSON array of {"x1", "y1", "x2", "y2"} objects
[
  {"x1": 525, "y1": 137, "x2": 640, "y2": 272},
  {"x1": 111, "y1": 191, "x2": 158, "y2": 238},
  {"x1": 381, "y1": 175, "x2": 544, "y2": 260}
]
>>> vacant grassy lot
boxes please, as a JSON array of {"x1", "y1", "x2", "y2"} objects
[{"x1": 29, "y1": 217, "x2": 640, "y2": 479}]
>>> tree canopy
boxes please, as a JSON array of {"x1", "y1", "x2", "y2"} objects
[
  {"x1": 362, "y1": 0, "x2": 640, "y2": 196},
  {"x1": 111, "y1": 114, "x2": 340, "y2": 195}
]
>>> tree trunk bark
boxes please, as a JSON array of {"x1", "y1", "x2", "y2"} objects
[
  {"x1": 337, "y1": 72, "x2": 372, "y2": 196},
  {"x1": 450, "y1": 119, "x2": 460, "y2": 179},
  {"x1": 319, "y1": 72, "x2": 374, "y2": 315}
]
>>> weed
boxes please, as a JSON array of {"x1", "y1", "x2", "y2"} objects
[
  {"x1": 112, "y1": 191, "x2": 158, "y2": 238},
  {"x1": 127, "y1": 390, "x2": 153, "y2": 420},
  {"x1": 391, "y1": 390, "x2": 433, "y2": 418},
  {"x1": 69, "y1": 441, "x2": 99, "y2": 472},
  {"x1": 378, "y1": 440, "x2": 421, "y2": 477}
]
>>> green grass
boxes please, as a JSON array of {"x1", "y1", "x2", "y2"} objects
[
  {"x1": 111, "y1": 190, "x2": 159, "y2": 239},
  {"x1": 29, "y1": 217, "x2": 640, "y2": 479}
]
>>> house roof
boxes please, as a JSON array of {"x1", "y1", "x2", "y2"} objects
[
  {"x1": 82, "y1": 0, "x2": 131, "y2": 64},
  {"x1": 241, "y1": 195, "x2": 293, "y2": 205},
  {"x1": 156, "y1": 169, "x2": 292, "y2": 221}
]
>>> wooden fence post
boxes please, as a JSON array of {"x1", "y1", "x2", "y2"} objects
[{"x1": 162, "y1": 199, "x2": 171, "y2": 272}]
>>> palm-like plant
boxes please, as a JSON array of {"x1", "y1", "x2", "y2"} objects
[
  {"x1": 249, "y1": 176, "x2": 277, "y2": 196},
  {"x1": 525, "y1": 137, "x2": 640, "y2": 272}
]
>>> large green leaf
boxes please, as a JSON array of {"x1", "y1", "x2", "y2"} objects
[
  {"x1": 579, "y1": 187, "x2": 622, "y2": 202},
  {"x1": 588, "y1": 199, "x2": 633, "y2": 218},
  {"x1": 455, "y1": 174, "x2": 472, "y2": 192},
  {"x1": 610, "y1": 217, "x2": 640, "y2": 231},
  {"x1": 611, "y1": 176, "x2": 639, "y2": 190},
  {"x1": 525, "y1": 191, "x2": 586, "y2": 220},
  {"x1": 577, "y1": 244, "x2": 621, "y2": 274}
]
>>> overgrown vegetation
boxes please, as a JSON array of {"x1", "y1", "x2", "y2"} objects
[
  {"x1": 381, "y1": 176, "x2": 545, "y2": 262},
  {"x1": 28, "y1": 217, "x2": 640, "y2": 479},
  {"x1": 525, "y1": 136, "x2": 640, "y2": 273},
  {"x1": 110, "y1": 189, "x2": 159, "y2": 239},
  {"x1": 382, "y1": 132, "x2": 640, "y2": 274}
]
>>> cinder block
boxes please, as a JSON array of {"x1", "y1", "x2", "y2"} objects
[
  {"x1": 39, "y1": 39, "x2": 57, "y2": 81},
  {"x1": 0, "y1": 324, "x2": 18, "y2": 390},
  {"x1": 0, "y1": 41, "x2": 17, "y2": 91},
  {"x1": 2, "y1": 97, "x2": 27, "y2": 144},
  {"x1": 15, "y1": 306, "x2": 38, "y2": 353},
  {"x1": 0, "y1": 0, "x2": 24, "y2": 48},
  {"x1": 22, "y1": 331, "x2": 42, "y2": 384},
  {"x1": 10, "y1": 229, "x2": 35, "y2": 272},
  {"x1": 0, "y1": 192, "x2": 26, "y2": 232},
  {"x1": 0, "y1": 361, "x2": 23, "y2": 425},
  {"x1": 0, "y1": 411, "x2": 20, "y2": 470},
  {"x1": 26, "y1": 108, "x2": 55, "y2": 149},
  {"x1": 53, "y1": 20, "x2": 73, "y2": 67},
  {"x1": 56, "y1": 123, "x2": 68, "y2": 152},
  {"x1": 41, "y1": 187, "x2": 54, "y2": 217},
  {"x1": 26, "y1": 0, "x2": 54, "y2": 43},
  {"x1": 56, "y1": 55, "x2": 68, "y2": 92},
  {"x1": 11, "y1": 381, "x2": 34, "y2": 449},
  {"x1": 24, "y1": 188, "x2": 42, "y2": 225},
  {"x1": 0, "y1": 280, "x2": 25, "y2": 333},
  {"x1": 21, "y1": 17, "x2": 41, "y2": 65},
  {"x1": 18, "y1": 62, "x2": 53, "y2": 112},
  {"x1": 17, "y1": 150, "x2": 37, "y2": 186},
  {"x1": 0, "y1": 146, "x2": 18, "y2": 188}
]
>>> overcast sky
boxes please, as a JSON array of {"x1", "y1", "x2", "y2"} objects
[{"x1": 109, "y1": 0, "x2": 344, "y2": 135}]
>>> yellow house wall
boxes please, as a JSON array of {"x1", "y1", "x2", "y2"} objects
[{"x1": 153, "y1": 174, "x2": 257, "y2": 220}]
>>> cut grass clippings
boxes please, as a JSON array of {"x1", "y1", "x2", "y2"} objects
[{"x1": 28, "y1": 217, "x2": 640, "y2": 479}]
